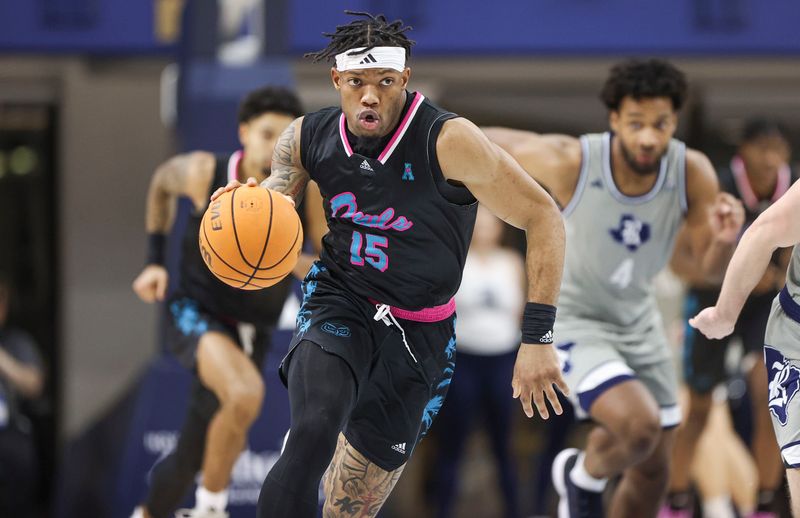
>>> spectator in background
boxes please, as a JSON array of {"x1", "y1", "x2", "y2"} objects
[
  {"x1": 666, "y1": 119, "x2": 795, "y2": 518},
  {"x1": 434, "y1": 205, "x2": 525, "y2": 518},
  {"x1": 0, "y1": 273, "x2": 45, "y2": 518}
]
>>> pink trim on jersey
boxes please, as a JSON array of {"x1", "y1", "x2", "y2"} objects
[
  {"x1": 368, "y1": 297, "x2": 456, "y2": 323},
  {"x1": 227, "y1": 150, "x2": 243, "y2": 182},
  {"x1": 377, "y1": 92, "x2": 424, "y2": 164},
  {"x1": 337, "y1": 92, "x2": 425, "y2": 164},
  {"x1": 339, "y1": 114, "x2": 354, "y2": 157},
  {"x1": 731, "y1": 155, "x2": 791, "y2": 211}
]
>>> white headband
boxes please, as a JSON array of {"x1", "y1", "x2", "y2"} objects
[{"x1": 334, "y1": 46, "x2": 406, "y2": 72}]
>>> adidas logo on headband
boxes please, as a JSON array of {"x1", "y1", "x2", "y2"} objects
[{"x1": 335, "y1": 46, "x2": 406, "y2": 72}]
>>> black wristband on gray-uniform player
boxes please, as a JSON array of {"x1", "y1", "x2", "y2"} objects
[{"x1": 521, "y1": 302, "x2": 557, "y2": 344}]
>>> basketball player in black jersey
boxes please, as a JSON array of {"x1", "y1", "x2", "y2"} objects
[
  {"x1": 214, "y1": 12, "x2": 568, "y2": 518},
  {"x1": 130, "y1": 87, "x2": 325, "y2": 518}
]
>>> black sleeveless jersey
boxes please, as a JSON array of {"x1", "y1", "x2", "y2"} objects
[
  {"x1": 300, "y1": 92, "x2": 478, "y2": 311},
  {"x1": 177, "y1": 151, "x2": 290, "y2": 324},
  {"x1": 719, "y1": 157, "x2": 795, "y2": 224}
]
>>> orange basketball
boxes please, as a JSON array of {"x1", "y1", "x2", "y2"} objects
[{"x1": 198, "y1": 186, "x2": 303, "y2": 290}]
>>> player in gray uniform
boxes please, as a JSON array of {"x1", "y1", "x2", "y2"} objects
[
  {"x1": 486, "y1": 59, "x2": 744, "y2": 518},
  {"x1": 691, "y1": 178, "x2": 800, "y2": 517}
]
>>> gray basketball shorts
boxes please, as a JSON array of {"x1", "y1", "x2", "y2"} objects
[
  {"x1": 764, "y1": 294, "x2": 800, "y2": 468},
  {"x1": 553, "y1": 315, "x2": 680, "y2": 428}
]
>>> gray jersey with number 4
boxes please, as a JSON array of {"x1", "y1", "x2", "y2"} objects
[{"x1": 558, "y1": 132, "x2": 687, "y2": 332}]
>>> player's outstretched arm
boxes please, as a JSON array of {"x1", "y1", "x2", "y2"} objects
[
  {"x1": 691, "y1": 179, "x2": 800, "y2": 339},
  {"x1": 681, "y1": 149, "x2": 745, "y2": 283},
  {"x1": 439, "y1": 118, "x2": 569, "y2": 420},
  {"x1": 482, "y1": 127, "x2": 581, "y2": 208},
  {"x1": 211, "y1": 117, "x2": 310, "y2": 206},
  {"x1": 134, "y1": 151, "x2": 215, "y2": 303}
]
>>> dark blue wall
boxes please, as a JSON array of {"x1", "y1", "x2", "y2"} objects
[
  {"x1": 2, "y1": 0, "x2": 799, "y2": 54},
  {"x1": 0, "y1": 0, "x2": 171, "y2": 53},
  {"x1": 290, "y1": 0, "x2": 800, "y2": 55}
]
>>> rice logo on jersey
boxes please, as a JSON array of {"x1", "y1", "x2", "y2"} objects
[
  {"x1": 609, "y1": 214, "x2": 651, "y2": 252},
  {"x1": 321, "y1": 321, "x2": 351, "y2": 338},
  {"x1": 766, "y1": 345, "x2": 800, "y2": 426}
]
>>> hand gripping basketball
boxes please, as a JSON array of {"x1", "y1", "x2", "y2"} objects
[
  {"x1": 211, "y1": 177, "x2": 295, "y2": 207},
  {"x1": 200, "y1": 180, "x2": 303, "y2": 289}
]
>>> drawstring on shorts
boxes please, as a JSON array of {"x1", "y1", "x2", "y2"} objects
[{"x1": 373, "y1": 304, "x2": 418, "y2": 363}]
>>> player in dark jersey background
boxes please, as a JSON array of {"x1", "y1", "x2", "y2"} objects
[
  {"x1": 214, "y1": 11, "x2": 569, "y2": 518},
  {"x1": 667, "y1": 119, "x2": 794, "y2": 517},
  {"x1": 129, "y1": 86, "x2": 326, "y2": 518}
]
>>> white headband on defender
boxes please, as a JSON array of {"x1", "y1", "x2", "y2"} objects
[{"x1": 334, "y1": 46, "x2": 406, "y2": 72}]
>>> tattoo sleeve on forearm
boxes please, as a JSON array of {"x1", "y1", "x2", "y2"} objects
[
  {"x1": 262, "y1": 122, "x2": 310, "y2": 204},
  {"x1": 322, "y1": 435, "x2": 404, "y2": 517}
]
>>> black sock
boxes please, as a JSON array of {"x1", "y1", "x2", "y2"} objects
[
  {"x1": 666, "y1": 490, "x2": 692, "y2": 510},
  {"x1": 757, "y1": 489, "x2": 776, "y2": 512}
]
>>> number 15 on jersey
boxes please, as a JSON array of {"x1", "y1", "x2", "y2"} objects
[{"x1": 350, "y1": 230, "x2": 389, "y2": 272}]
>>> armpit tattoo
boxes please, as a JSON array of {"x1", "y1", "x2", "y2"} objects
[{"x1": 262, "y1": 122, "x2": 309, "y2": 203}]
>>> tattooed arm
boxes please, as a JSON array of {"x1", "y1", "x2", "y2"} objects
[
  {"x1": 210, "y1": 117, "x2": 310, "y2": 203},
  {"x1": 145, "y1": 151, "x2": 215, "y2": 232},
  {"x1": 260, "y1": 117, "x2": 311, "y2": 205},
  {"x1": 322, "y1": 434, "x2": 404, "y2": 518}
]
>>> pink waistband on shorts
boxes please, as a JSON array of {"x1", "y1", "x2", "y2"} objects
[{"x1": 368, "y1": 297, "x2": 456, "y2": 323}]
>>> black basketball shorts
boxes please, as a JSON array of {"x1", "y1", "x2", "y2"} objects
[{"x1": 280, "y1": 262, "x2": 457, "y2": 471}]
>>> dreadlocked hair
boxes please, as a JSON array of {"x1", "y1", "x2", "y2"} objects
[{"x1": 305, "y1": 11, "x2": 415, "y2": 63}]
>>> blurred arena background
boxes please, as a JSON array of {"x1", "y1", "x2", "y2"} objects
[{"x1": 0, "y1": 1, "x2": 798, "y2": 517}]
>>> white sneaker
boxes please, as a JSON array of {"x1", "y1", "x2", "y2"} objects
[{"x1": 174, "y1": 509, "x2": 229, "y2": 518}]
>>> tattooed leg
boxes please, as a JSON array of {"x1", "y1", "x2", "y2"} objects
[
  {"x1": 322, "y1": 433, "x2": 348, "y2": 498},
  {"x1": 322, "y1": 435, "x2": 405, "y2": 518}
]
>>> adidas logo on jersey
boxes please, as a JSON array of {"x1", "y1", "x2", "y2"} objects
[
  {"x1": 359, "y1": 54, "x2": 378, "y2": 64},
  {"x1": 540, "y1": 330, "x2": 553, "y2": 343},
  {"x1": 360, "y1": 159, "x2": 374, "y2": 172},
  {"x1": 391, "y1": 442, "x2": 406, "y2": 454}
]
